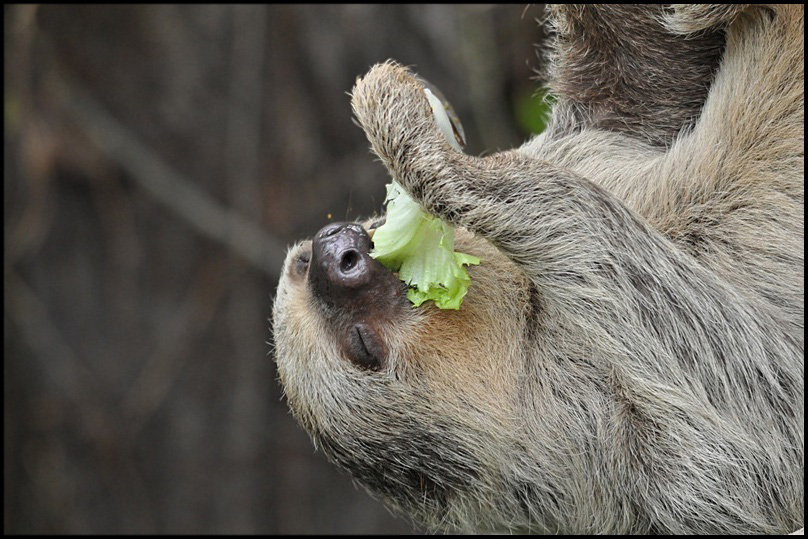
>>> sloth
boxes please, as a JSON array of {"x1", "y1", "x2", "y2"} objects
[{"x1": 272, "y1": 4, "x2": 803, "y2": 534}]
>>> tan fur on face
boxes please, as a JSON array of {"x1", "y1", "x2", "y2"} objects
[
  {"x1": 274, "y1": 4, "x2": 803, "y2": 534},
  {"x1": 409, "y1": 230, "x2": 528, "y2": 418}
]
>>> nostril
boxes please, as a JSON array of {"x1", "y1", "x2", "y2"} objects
[{"x1": 339, "y1": 249, "x2": 360, "y2": 274}]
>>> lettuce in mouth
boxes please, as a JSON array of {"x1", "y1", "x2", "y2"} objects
[{"x1": 371, "y1": 181, "x2": 480, "y2": 310}]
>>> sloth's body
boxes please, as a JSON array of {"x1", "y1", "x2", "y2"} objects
[{"x1": 273, "y1": 4, "x2": 803, "y2": 534}]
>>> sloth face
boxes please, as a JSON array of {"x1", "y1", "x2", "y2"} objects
[{"x1": 272, "y1": 218, "x2": 533, "y2": 527}]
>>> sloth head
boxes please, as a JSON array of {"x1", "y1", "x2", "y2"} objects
[
  {"x1": 272, "y1": 215, "x2": 534, "y2": 529},
  {"x1": 270, "y1": 58, "x2": 548, "y2": 531}
]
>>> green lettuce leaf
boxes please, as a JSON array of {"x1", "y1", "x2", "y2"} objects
[{"x1": 371, "y1": 181, "x2": 480, "y2": 310}]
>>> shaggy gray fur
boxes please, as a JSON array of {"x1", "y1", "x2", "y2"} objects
[{"x1": 273, "y1": 4, "x2": 803, "y2": 533}]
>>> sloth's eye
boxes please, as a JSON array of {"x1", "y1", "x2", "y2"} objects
[{"x1": 345, "y1": 323, "x2": 386, "y2": 371}]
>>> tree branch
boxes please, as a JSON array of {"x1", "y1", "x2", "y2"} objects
[{"x1": 58, "y1": 73, "x2": 286, "y2": 281}]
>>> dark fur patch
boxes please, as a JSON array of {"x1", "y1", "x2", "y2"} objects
[
  {"x1": 524, "y1": 281, "x2": 545, "y2": 341},
  {"x1": 548, "y1": 5, "x2": 727, "y2": 146},
  {"x1": 510, "y1": 478, "x2": 562, "y2": 531},
  {"x1": 316, "y1": 421, "x2": 480, "y2": 519}
]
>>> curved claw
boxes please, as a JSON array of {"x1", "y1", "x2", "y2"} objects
[{"x1": 415, "y1": 75, "x2": 466, "y2": 150}]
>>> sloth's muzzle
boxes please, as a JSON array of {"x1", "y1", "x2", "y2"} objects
[
  {"x1": 309, "y1": 222, "x2": 375, "y2": 299},
  {"x1": 307, "y1": 221, "x2": 407, "y2": 370}
]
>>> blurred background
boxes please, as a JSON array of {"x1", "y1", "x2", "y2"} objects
[{"x1": 4, "y1": 4, "x2": 549, "y2": 534}]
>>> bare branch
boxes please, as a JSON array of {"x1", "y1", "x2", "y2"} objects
[
  {"x1": 5, "y1": 270, "x2": 94, "y2": 406},
  {"x1": 57, "y1": 73, "x2": 286, "y2": 281}
]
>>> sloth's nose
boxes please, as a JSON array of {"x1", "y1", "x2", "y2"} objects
[{"x1": 309, "y1": 222, "x2": 374, "y2": 303}]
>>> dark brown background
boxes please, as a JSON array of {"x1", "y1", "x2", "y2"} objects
[{"x1": 4, "y1": 4, "x2": 547, "y2": 534}]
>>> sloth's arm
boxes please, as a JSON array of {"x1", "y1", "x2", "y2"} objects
[
  {"x1": 352, "y1": 62, "x2": 802, "y2": 404},
  {"x1": 352, "y1": 62, "x2": 699, "y2": 299}
]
